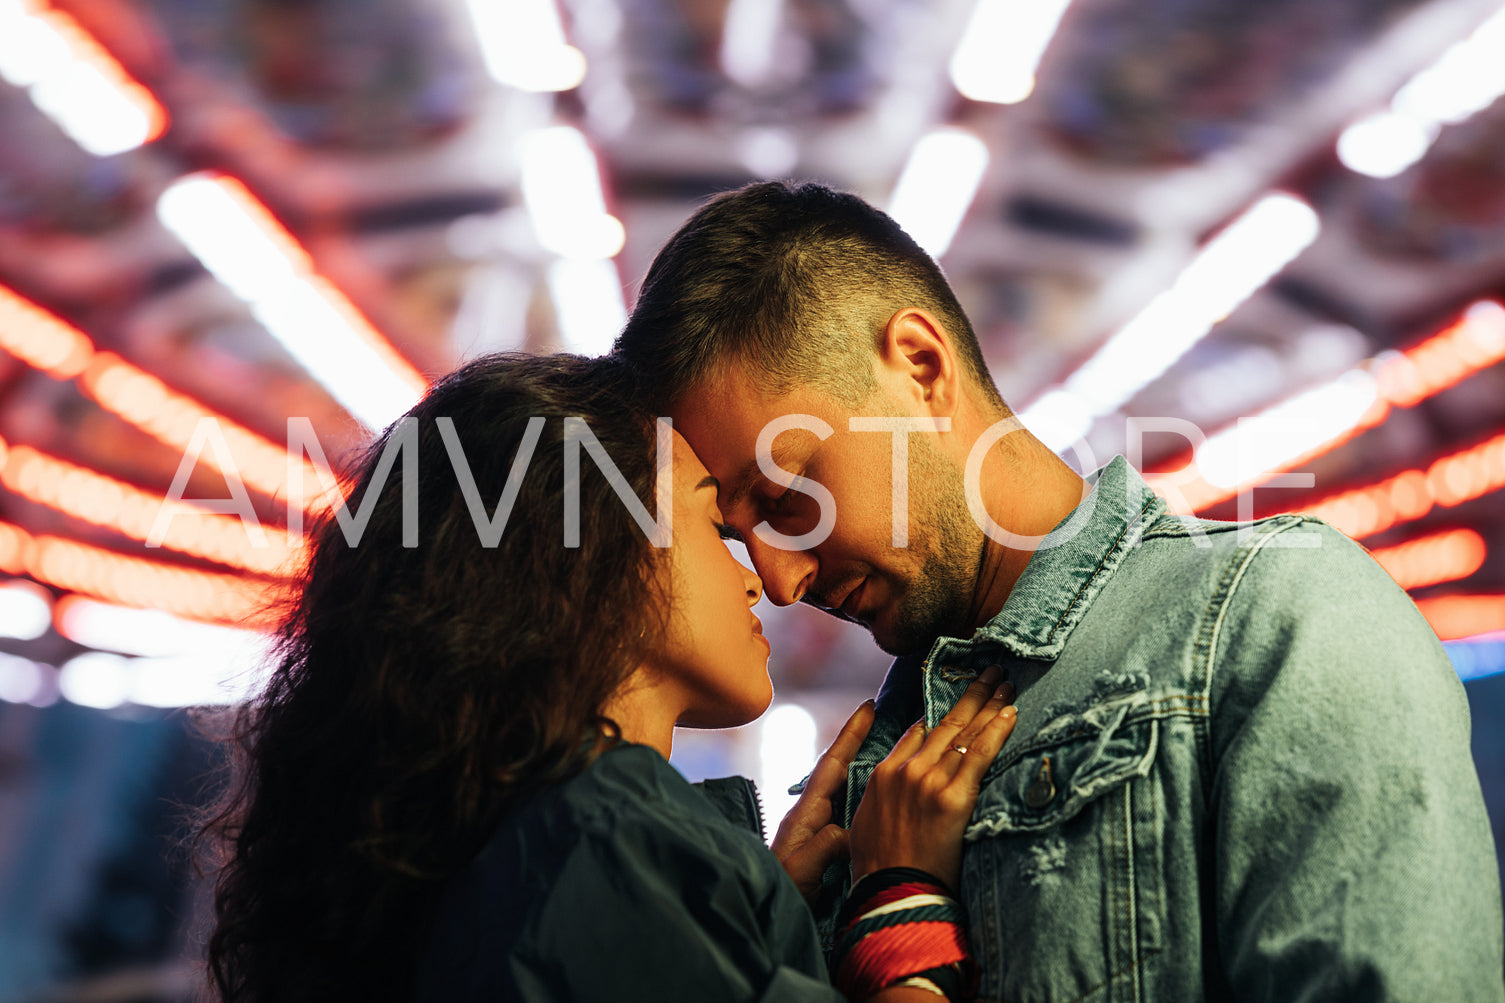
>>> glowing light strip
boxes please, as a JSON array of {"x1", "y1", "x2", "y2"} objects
[
  {"x1": 0, "y1": 283, "x2": 337, "y2": 517},
  {"x1": 465, "y1": 0, "x2": 585, "y2": 93},
  {"x1": 545, "y1": 259, "x2": 627, "y2": 356},
  {"x1": 158, "y1": 174, "x2": 428, "y2": 431},
  {"x1": 1418, "y1": 594, "x2": 1505, "y2": 643},
  {"x1": 520, "y1": 126, "x2": 626, "y2": 260},
  {"x1": 721, "y1": 0, "x2": 785, "y2": 88},
  {"x1": 950, "y1": 0, "x2": 1073, "y2": 104},
  {"x1": 0, "y1": 0, "x2": 167, "y2": 156},
  {"x1": 79, "y1": 354, "x2": 340, "y2": 517},
  {"x1": 1297, "y1": 429, "x2": 1505, "y2": 541},
  {"x1": 54, "y1": 594, "x2": 265, "y2": 657},
  {"x1": 0, "y1": 521, "x2": 274, "y2": 626},
  {"x1": 1339, "y1": 4, "x2": 1505, "y2": 178},
  {"x1": 1022, "y1": 194, "x2": 1320, "y2": 452},
  {"x1": 1369, "y1": 527, "x2": 1486, "y2": 591},
  {"x1": 888, "y1": 128, "x2": 990, "y2": 259},
  {"x1": 0, "y1": 283, "x2": 93, "y2": 376},
  {"x1": 1191, "y1": 371, "x2": 1383, "y2": 492},
  {"x1": 0, "y1": 438, "x2": 303, "y2": 577},
  {"x1": 1148, "y1": 301, "x2": 1505, "y2": 513}
]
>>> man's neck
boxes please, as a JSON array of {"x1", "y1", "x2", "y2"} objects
[{"x1": 962, "y1": 426, "x2": 1090, "y2": 630}]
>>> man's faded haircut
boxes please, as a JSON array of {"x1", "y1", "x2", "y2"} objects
[{"x1": 613, "y1": 180, "x2": 1005, "y2": 412}]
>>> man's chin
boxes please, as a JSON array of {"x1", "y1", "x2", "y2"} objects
[
  {"x1": 802, "y1": 594, "x2": 952, "y2": 657},
  {"x1": 867, "y1": 609, "x2": 940, "y2": 658}
]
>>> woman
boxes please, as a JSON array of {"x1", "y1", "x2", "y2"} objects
[{"x1": 201, "y1": 353, "x2": 1015, "y2": 1002}]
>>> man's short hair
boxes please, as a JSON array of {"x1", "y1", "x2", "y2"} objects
[{"x1": 614, "y1": 180, "x2": 1004, "y2": 411}]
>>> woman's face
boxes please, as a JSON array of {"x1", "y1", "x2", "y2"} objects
[{"x1": 649, "y1": 431, "x2": 773, "y2": 729}]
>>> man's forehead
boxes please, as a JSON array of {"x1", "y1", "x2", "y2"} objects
[{"x1": 672, "y1": 382, "x2": 821, "y2": 506}]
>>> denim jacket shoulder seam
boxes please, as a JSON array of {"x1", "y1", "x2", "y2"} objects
[{"x1": 1191, "y1": 515, "x2": 1313, "y2": 780}]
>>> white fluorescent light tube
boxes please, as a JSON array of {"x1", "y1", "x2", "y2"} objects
[
  {"x1": 1020, "y1": 193, "x2": 1319, "y2": 452},
  {"x1": 0, "y1": 0, "x2": 165, "y2": 156},
  {"x1": 158, "y1": 174, "x2": 425, "y2": 430},
  {"x1": 1192, "y1": 370, "x2": 1380, "y2": 490},
  {"x1": 521, "y1": 126, "x2": 626, "y2": 260},
  {"x1": 721, "y1": 0, "x2": 785, "y2": 88},
  {"x1": 547, "y1": 258, "x2": 627, "y2": 356},
  {"x1": 55, "y1": 595, "x2": 263, "y2": 658},
  {"x1": 466, "y1": 0, "x2": 586, "y2": 92},
  {"x1": 1070, "y1": 193, "x2": 1318, "y2": 413},
  {"x1": 950, "y1": 0, "x2": 1074, "y2": 104},
  {"x1": 1339, "y1": 5, "x2": 1505, "y2": 178},
  {"x1": 888, "y1": 128, "x2": 989, "y2": 258},
  {"x1": 0, "y1": 579, "x2": 51, "y2": 640},
  {"x1": 55, "y1": 597, "x2": 273, "y2": 706}
]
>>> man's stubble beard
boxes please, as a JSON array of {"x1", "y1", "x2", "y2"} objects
[{"x1": 873, "y1": 434, "x2": 988, "y2": 657}]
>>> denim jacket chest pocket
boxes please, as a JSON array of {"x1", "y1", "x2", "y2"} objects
[{"x1": 963, "y1": 693, "x2": 1165, "y2": 1003}]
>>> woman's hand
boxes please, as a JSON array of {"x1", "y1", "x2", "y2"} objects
[
  {"x1": 849, "y1": 666, "x2": 1016, "y2": 892},
  {"x1": 772, "y1": 700, "x2": 875, "y2": 905}
]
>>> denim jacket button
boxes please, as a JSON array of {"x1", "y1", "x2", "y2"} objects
[{"x1": 1024, "y1": 757, "x2": 1056, "y2": 808}]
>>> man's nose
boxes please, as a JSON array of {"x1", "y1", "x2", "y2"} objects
[{"x1": 742, "y1": 532, "x2": 817, "y2": 606}]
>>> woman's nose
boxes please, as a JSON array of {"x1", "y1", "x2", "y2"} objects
[{"x1": 743, "y1": 534, "x2": 816, "y2": 606}]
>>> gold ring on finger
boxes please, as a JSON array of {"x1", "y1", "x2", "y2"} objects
[{"x1": 951, "y1": 744, "x2": 968, "y2": 755}]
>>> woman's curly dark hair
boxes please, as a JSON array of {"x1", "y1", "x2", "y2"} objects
[{"x1": 199, "y1": 353, "x2": 668, "y2": 1002}]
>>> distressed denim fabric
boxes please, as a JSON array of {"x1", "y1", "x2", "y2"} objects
[{"x1": 822, "y1": 456, "x2": 1504, "y2": 1002}]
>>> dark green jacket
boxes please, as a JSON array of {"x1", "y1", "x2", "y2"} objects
[{"x1": 413, "y1": 743, "x2": 845, "y2": 1001}]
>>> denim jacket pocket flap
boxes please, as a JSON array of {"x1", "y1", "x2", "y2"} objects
[{"x1": 966, "y1": 703, "x2": 1159, "y2": 839}]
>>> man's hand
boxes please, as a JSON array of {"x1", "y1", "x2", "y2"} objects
[{"x1": 772, "y1": 700, "x2": 874, "y2": 905}]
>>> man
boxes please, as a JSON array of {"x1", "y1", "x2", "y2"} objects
[{"x1": 614, "y1": 181, "x2": 1503, "y2": 1001}]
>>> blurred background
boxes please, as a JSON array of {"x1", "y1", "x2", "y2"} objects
[{"x1": 1, "y1": 0, "x2": 1504, "y2": 998}]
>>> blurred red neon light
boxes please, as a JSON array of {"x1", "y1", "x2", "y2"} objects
[
  {"x1": 1151, "y1": 303, "x2": 1505, "y2": 514},
  {"x1": 1302, "y1": 430, "x2": 1505, "y2": 540},
  {"x1": 1415, "y1": 594, "x2": 1505, "y2": 642},
  {"x1": 0, "y1": 520, "x2": 274, "y2": 626},
  {"x1": 1368, "y1": 528, "x2": 1487, "y2": 591},
  {"x1": 209, "y1": 175, "x2": 429, "y2": 399},
  {"x1": 0, "y1": 283, "x2": 336, "y2": 518},
  {"x1": 0, "y1": 438, "x2": 303, "y2": 577},
  {"x1": 0, "y1": 283, "x2": 93, "y2": 377}
]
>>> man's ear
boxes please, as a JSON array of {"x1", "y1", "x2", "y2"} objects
[{"x1": 878, "y1": 308, "x2": 960, "y2": 417}]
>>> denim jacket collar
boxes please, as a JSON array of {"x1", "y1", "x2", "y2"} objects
[
  {"x1": 869, "y1": 456, "x2": 1166, "y2": 731},
  {"x1": 974, "y1": 454, "x2": 1164, "y2": 660}
]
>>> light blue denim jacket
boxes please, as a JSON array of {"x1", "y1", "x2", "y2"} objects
[{"x1": 825, "y1": 456, "x2": 1504, "y2": 1002}]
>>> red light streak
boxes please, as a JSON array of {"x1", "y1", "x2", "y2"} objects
[
  {"x1": 0, "y1": 283, "x2": 338, "y2": 518},
  {"x1": 26, "y1": 2, "x2": 168, "y2": 144},
  {"x1": 0, "y1": 438, "x2": 304, "y2": 577},
  {"x1": 0, "y1": 520, "x2": 276, "y2": 626},
  {"x1": 1301, "y1": 430, "x2": 1505, "y2": 540},
  {"x1": 1368, "y1": 528, "x2": 1487, "y2": 591},
  {"x1": 1414, "y1": 594, "x2": 1505, "y2": 642},
  {"x1": 209, "y1": 176, "x2": 429, "y2": 399},
  {"x1": 1150, "y1": 303, "x2": 1505, "y2": 518}
]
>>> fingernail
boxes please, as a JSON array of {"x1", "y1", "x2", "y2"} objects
[
  {"x1": 996, "y1": 682, "x2": 1015, "y2": 701},
  {"x1": 1001, "y1": 705, "x2": 1017, "y2": 719},
  {"x1": 979, "y1": 664, "x2": 1002, "y2": 684}
]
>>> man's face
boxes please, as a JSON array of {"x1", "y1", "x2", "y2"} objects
[{"x1": 673, "y1": 366, "x2": 985, "y2": 656}]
